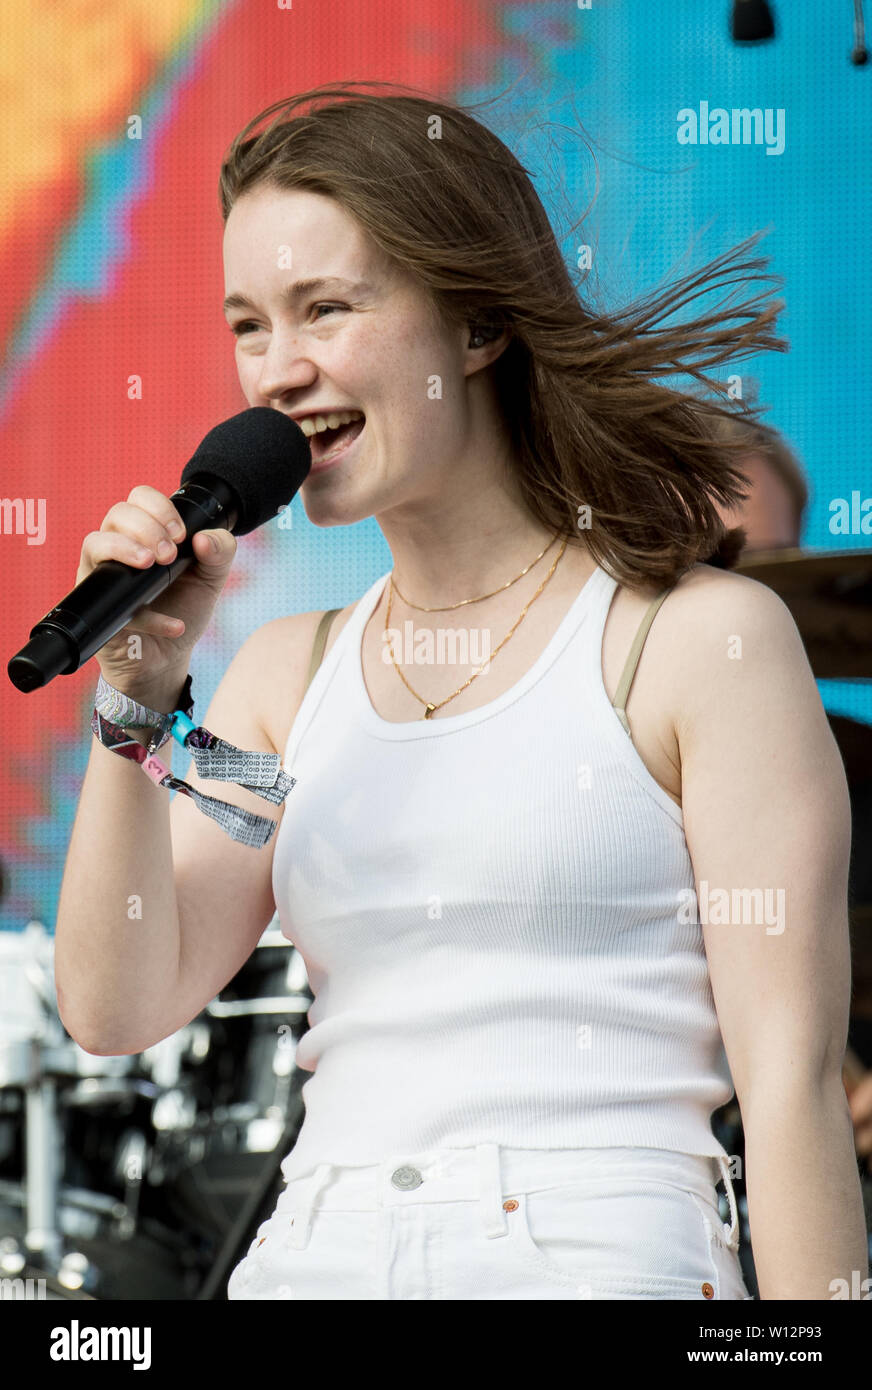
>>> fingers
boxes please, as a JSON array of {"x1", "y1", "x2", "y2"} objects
[
  {"x1": 78, "y1": 490, "x2": 235, "y2": 604},
  {"x1": 125, "y1": 485, "x2": 187, "y2": 542},
  {"x1": 127, "y1": 606, "x2": 186, "y2": 637},
  {"x1": 81, "y1": 524, "x2": 163, "y2": 572},
  {"x1": 79, "y1": 490, "x2": 186, "y2": 581},
  {"x1": 99, "y1": 498, "x2": 183, "y2": 557}
]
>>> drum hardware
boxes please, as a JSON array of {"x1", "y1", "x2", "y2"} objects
[
  {"x1": 0, "y1": 922, "x2": 313, "y2": 1297},
  {"x1": 0, "y1": 916, "x2": 229, "y2": 1297},
  {"x1": 150, "y1": 1087, "x2": 199, "y2": 1134},
  {"x1": 194, "y1": 1108, "x2": 303, "y2": 1300},
  {"x1": 198, "y1": 926, "x2": 311, "y2": 1157},
  {"x1": 0, "y1": 1090, "x2": 20, "y2": 1169},
  {"x1": 25, "y1": 1075, "x2": 61, "y2": 1267},
  {"x1": 61, "y1": 1078, "x2": 160, "y2": 1112},
  {"x1": 0, "y1": 1237, "x2": 96, "y2": 1300},
  {"x1": 142, "y1": 1021, "x2": 212, "y2": 1091},
  {"x1": 206, "y1": 996, "x2": 310, "y2": 1017},
  {"x1": 0, "y1": 922, "x2": 182, "y2": 1293},
  {"x1": 2, "y1": 1176, "x2": 136, "y2": 1235},
  {"x1": 49, "y1": 1251, "x2": 97, "y2": 1297},
  {"x1": 0, "y1": 1041, "x2": 36, "y2": 1091},
  {"x1": 0, "y1": 924, "x2": 69, "y2": 1269},
  {"x1": 108, "y1": 1128, "x2": 149, "y2": 1233}
]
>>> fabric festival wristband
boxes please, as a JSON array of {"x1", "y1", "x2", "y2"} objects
[
  {"x1": 91, "y1": 674, "x2": 296, "y2": 849},
  {"x1": 94, "y1": 672, "x2": 195, "y2": 751}
]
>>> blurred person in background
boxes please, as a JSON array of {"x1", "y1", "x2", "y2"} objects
[{"x1": 709, "y1": 412, "x2": 808, "y2": 552}]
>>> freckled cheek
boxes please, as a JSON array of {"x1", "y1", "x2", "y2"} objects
[
  {"x1": 234, "y1": 352, "x2": 261, "y2": 398},
  {"x1": 358, "y1": 327, "x2": 447, "y2": 402}
]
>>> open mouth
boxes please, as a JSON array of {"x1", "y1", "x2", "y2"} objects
[{"x1": 309, "y1": 414, "x2": 366, "y2": 465}]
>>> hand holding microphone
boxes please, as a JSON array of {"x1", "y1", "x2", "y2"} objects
[
  {"x1": 76, "y1": 486, "x2": 238, "y2": 709},
  {"x1": 7, "y1": 408, "x2": 312, "y2": 699},
  {"x1": 6, "y1": 408, "x2": 313, "y2": 848}
]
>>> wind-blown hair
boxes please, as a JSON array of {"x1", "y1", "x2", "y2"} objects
[{"x1": 219, "y1": 82, "x2": 788, "y2": 589}]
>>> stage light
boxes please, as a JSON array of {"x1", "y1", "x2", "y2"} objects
[
  {"x1": 851, "y1": 0, "x2": 868, "y2": 64},
  {"x1": 730, "y1": 0, "x2": 776, "y2": 42}
]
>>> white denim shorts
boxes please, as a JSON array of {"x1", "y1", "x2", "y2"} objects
[
  {"x1": 226, "y1": 1144, "x2": 754, "y2": 1301},
  {"x1": 226, "y1": 1139, "x2": 756, "y2": 1301}
]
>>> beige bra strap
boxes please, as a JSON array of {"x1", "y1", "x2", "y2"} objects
[
  {"x1": 612, "y1": 588, "x2": 673, "y2": 737},
  {"x1": 303, "y1": 608, "x2": 341, "y2": 698}
]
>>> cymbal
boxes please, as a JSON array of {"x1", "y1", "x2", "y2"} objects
[{"x1": 734, "y1": 548, "x2": 872, "y2": 679}]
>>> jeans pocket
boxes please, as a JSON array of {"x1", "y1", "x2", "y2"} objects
[
  {"x1": 227, "y1": 1205, "x2": 378, "y2": 1300},
  {"x1": 701, "y1": 1199, "x2": 756, "y2": 1301},
  {"x1": 226, "y1": 1212, "x2": 300, "y2": 1299},
  {"x1": 502, "y1": 1178, "x2": 730, "y2": 1300}
]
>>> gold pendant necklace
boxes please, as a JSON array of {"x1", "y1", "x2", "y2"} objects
[{"x1": 385, "y1": 535, "x2": 568, "y2": 719}]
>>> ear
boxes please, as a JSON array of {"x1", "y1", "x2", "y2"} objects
[{"x1": 463, "y1": 325, "x2": 512, "y2": 375}]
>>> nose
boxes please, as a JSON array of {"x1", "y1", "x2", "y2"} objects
[{"x1": 256, "y1": 331, "x2": 319, "y2": 401}]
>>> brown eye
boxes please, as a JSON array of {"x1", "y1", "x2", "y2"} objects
[{"x1": 312, "y1": 303, "x2": 348, "y2": 319}]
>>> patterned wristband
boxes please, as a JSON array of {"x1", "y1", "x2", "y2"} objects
[
  {"x1": 94, "y1": 672, "x2": 194, "y2": 752},
  {"x1": 90, "y1": 671, "x2": 295, "y2": 849}
]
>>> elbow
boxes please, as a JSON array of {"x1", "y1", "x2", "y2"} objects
[
  {"x1": 59, "y1": 1019, "x2": 140, "y2": 1059},
  {"x1": 735, "y1": 1059, "x2": 851, "y2": 1124},
  {"x1": 56, "y1": 1000, "x2": 146, "y2": 1059}
]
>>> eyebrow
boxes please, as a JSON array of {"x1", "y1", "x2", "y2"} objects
[{"x1": 222, "y1": 277, "x2": 373, "y2": 317}]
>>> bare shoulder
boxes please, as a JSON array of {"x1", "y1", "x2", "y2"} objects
[
  {"x1": 244, "y1": 604, "x2": 358, "y2": 758},
  {"x1": 664, "y1": 559, "x2": 787, "y2": 609},
  {"x1": 660, "y1": 561, "x2": 804, "y2": 654},
  {"x1": 655, "y1": 562, "x2": 820, "y2": 744},
  {"x1": 604, "y1": 560, "x2": 791, "y2": 722}
]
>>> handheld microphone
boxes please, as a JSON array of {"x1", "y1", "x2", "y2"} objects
[{"x1": 6, "y1": 408, "x2": 311, "y2": 693}]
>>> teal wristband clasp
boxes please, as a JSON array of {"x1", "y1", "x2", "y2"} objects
[{"x1": 171, "y1": 710, "x2": 197, "y2": 746}]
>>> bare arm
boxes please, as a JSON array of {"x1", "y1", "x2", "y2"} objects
[
  {"x1": 55, "y1": 666, "x2": 188, "y2": 1054},
  {"x1": 55, "y1": 617, "x2": 306, "y2": 1056},
  {"x1": 667, "y1": 567, "x2": 867, "y2": 1299}
]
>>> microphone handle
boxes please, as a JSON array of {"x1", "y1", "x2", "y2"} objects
[{"x1": 7, "y1": 477, "x2": 238, "y2": 692}]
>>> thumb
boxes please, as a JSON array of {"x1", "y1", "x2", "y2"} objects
[{"x1": 194, "y1": 528, "x2": 236, "y2": 562}]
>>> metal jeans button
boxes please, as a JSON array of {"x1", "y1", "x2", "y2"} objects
[{"x1": 391, "y1": 1165, "x2": 423, "y2": 1190}]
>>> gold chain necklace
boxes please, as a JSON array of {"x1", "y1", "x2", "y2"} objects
[
  {"x1": 384, "y1": 535, "x2": 568, "y2": 719},
  {"x1": 389, "y1": 533, "x2": 560, "y2": 611}
]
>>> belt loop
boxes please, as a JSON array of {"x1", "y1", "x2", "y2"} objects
[
  {"x1": 476, "y1": 1143, "x2": 508, "y2": 1239},
  {"x1": 285, "y1": 1163, "x2": 334, "y2": 1249},
  {"x1": 715, "y1": 1155, "x2": 740, "y2": 1250}
]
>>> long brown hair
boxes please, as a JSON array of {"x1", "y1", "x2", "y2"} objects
[{"x1": 219, "y1": 81, "x2": 788, "y2": 590}]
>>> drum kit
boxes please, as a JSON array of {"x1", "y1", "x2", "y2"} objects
[
  {"x1": 0, "y1": 917, "x2": 313, "y2": 1299},
  {"x1": 1, "y1": 545, "x2": 870, "y2": 1300}
]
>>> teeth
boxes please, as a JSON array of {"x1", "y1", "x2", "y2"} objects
[{"x1": 297, "y1": 409, "x2": 363, "y2": 437}]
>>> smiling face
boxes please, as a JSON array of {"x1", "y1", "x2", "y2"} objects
[{"x1": 222, "y1": 184, "x2": 494, "y2": 531}]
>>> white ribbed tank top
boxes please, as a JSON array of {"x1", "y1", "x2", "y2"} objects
[{"x1": 273, "y1": 563, "x2": 734, "y2": 1181}]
